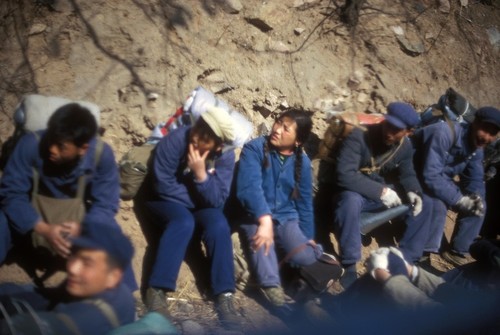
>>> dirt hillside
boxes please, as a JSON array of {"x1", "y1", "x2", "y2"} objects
[{"x1": 0, "y1": 0, "x2": 499, "y2": 333}]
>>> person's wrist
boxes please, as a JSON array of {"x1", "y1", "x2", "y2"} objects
[
  {"x1": 258, "y1": 215, "x2": 272, "y2": 227},
  {"x1": 33, "y1": 220, "x2": 49, "y2": 236},
  {"x1": 194, "y1": 170, "x2": 207, "y2": 182}
]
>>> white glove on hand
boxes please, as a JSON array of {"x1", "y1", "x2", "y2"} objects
[
  {"x1": 367, "y1": 247, "x2": 390, "y2": 279},
  {"x1": 456, "y1": 195, "x2": 485, "y2": 216},
  {"x1": 407, "y1": 192, "x2": 423, "y2": 216},
  {"x1": 473, "y1": 196, "x2": 485, "y2": 216},
  {"x1": 380, "y1": 188, "x2": 402, "y2": 208}
]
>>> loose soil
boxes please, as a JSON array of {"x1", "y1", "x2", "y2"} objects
[{"x1": 0, "y1": 0, "x2": 498, "y2": 333}]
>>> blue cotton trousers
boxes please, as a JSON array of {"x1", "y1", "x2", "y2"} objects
[
  {"x1": 240, "y1": 219, "x2": 321, "y2": 288},
  {"x1": 145, "y1": 200, "x2": 235, "y2": 295},
  {"x1": 332, "y1": 190, "x2": 433, "y2": 264},
  {"x1": 424, "y1": 196, "x2": 485, "y2": 255}
]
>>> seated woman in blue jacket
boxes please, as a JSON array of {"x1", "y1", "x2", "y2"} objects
[
  {"x1": 143, "y1": 107, "x2": 240, "y2": 330},
  {"x1": 235, "y1": 108, "x2": 343, "y2": 312}
]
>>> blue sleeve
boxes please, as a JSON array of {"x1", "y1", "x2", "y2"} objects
[
  {"x1": 152, "y1": 130, "x2": 191, "y2": 204},
  {"x1": 460, "y1": 149, "x2": 485, "y2": 197},
  {"x1": 295, "y1": 154, "x2": 314, "y2": 239},
  {"x1": 420, "y1": 124, "x2": 462, "y2": 206},
  {"x1": 395, "y1": 140, "x2": 422, "y2": 194},
  {"x1": 335, "y1": 130, "x2": 385, "y2": 200},
  {"x1": 236, "y1": 139, "x2": 272, "y2": 220},
  {"x1": 0, "y1": 133, "x2": 42, "y2": 234},
  {"x1": 83, "y1": 143, "x2": 120, "y2": 227},
  {"x1": 192, "y1": 150, "x2": 235, "y2": 208}
]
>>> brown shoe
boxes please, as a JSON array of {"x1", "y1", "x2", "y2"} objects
[{"x1": 442, "y1": 251, "x2": 472, "y2": 267}]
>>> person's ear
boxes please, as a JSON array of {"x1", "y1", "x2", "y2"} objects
[{"x1": 105, "y1": 268, "x2": 123, "y2": 290}]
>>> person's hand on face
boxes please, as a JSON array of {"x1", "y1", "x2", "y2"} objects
[{"x1": 188, "y1": 143, "x2": 209, "y2": 182}]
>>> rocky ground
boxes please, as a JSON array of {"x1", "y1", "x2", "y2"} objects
[{"x1": 0, "y1": 0, "x2": 499, "y2": 334}]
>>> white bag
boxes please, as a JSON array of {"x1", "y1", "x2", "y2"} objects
[{"x1": 14, "y1": 94, "x2": 100, "y2": 132}]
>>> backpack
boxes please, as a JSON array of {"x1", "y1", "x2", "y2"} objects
[
  {"x1": 420, "y1": 87, "x2": 476, "y2": 127},
  {"x1": 0, "y1": 94, "x2": 101, "y2": 172},
  {"x1": 312, "y1": 111, "x2": 385, "y2": 191},
  {"x1": 118, "y1": 86, "x2": 253, "y2": 200},
  {"x1": 419, "y1": 87, "x2": 477, "y2": 146},
  {"x1": 418, "y1": 87, "x2": 500, "y2": 179}
]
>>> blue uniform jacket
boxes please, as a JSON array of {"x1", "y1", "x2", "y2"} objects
[
  {"x1": 0, "y1": 131, "x2": 119, "y2": 234},
  {"x1": 335, "y1": 124, "x2": 422, "y2": 201},
  {"x1": 0, "y1": 281, "x2": 135, "y2": 335},
  {"x1": 236, "y1": 136, "x2": 314, "y2": 240},
  {"x1": 152, "y1": 126, "x2": 235, "y2": 209},
  {"x1": 412, "y1": 122, "x2": 484, "y2": 206}
]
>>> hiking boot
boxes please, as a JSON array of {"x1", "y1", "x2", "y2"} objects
[
  {"x1": 215, "y1": 292, "x2": 240, "y2": 331},
  {"x1": 145, "y1": 287, "x2": 170, "y2": 317},
  {"x1": 260, "y1": 286, "x2": 295, "y2": 318},
  {"x1": 442, "y1": 250, "x2": 472, "y2": 267},
  {"x1": 261, "y1": 286, "x2": 286, "y2": 306}
]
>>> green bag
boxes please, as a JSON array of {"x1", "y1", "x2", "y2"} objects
[{"x1": 119, "y1": 143, "x2": 156, "y2": 200}]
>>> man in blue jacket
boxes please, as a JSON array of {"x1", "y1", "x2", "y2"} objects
[
  {"x1": 0, "y1": 103, "x2": 137, "y2": 291},
  {"x1": 332, "y1": 102, "x2": 432, "y2": 288},
  {"x1": 0, "y1": 220, "x2": 136, "y2": 335},
  {"x1": 412, "y1": 106, "x2": 500, "y2": 267}
]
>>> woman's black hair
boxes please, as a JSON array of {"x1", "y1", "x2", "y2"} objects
[
  {"x1": 191, "y1": 117, "x2": 224, "y2": 148},
  {"x1": 263, "y1": 107, "x2": 313, "y2": 199},
  {"x1": 46, "y1": 103, "x2": 98, "y2": 147}
]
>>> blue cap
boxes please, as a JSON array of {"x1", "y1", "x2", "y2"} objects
[
  {"x1": 385, "y1": 102, "x2": 420, "y2": 129},
  {"x1": 71, "y1": 221, "x2": 134, "y2": 269},
  {"x1": 475, "y1": 106, "x2": 500, "y2": 130}
]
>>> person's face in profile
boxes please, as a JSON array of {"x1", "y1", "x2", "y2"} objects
[
  {"x1": 382, "y1": 122, "x2": 410, "y2": 146},
  {"x1": 47, "y1": 140, "x2": 88, "y2": 165}
]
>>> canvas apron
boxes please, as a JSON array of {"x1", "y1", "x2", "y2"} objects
[{"x1": 31, "y1": 168, "x2": 86, "y2": 254}]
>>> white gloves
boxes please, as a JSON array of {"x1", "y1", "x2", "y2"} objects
[
  {"x1": 455, "y1": 194, "x2": 485, "y2": 216},
  {"x1": 367, "y1": 247, "x2": 410, "y2": 280},
  {"x1": 367, "y1": 247, "x2": 390, "y2": 279},
  {"x1": 407, "y1": 191, "x2": 423, "y2": 216},
  {"x1": 380, "y1": 188, "x2": 402, "y2": 208}
]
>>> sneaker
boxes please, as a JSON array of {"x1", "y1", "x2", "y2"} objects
[
  {"x1": 442, "y1": 250, "x2": 471, "y2": 267},
  {"x1": 215, "y1": 292, "x2": 240, "y2": 331},
  {"x1": 145, "y1": 287, "x2": 170, "y2": 317}
]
